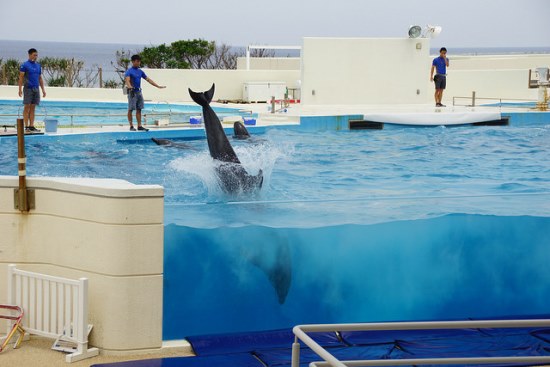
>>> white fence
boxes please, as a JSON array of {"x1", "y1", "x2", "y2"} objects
[{"x1": 7, "y1": 264, "x2": 98, "y2": 362}]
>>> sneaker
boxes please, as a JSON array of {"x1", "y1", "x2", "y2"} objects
[
  {"x1": 440, "y1": 103, "x2": 446, "y2": 107},
  {"x1": 137, "y1": 126, "x2": 149, "y2": 132},
  {"x1": 130, "y1": 126, "x2": 136, "y2": 131}
]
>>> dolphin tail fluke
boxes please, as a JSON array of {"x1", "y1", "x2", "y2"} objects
[{"x1": 188, "y1": 84, "x2": 215, "y2": 106}]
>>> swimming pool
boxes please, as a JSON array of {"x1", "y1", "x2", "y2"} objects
[
  {"x1": 1, "y1": 119, "x2": 549, "y2": 339},
  {"x1": 0, "y1": 99, "x2": 250, "y2": 126}
]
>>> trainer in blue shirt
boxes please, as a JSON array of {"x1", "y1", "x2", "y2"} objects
[
  {"x1": 18, "y1": 48, "x2": 46, "y2": 132},
  {"x1": 430, "y1": 47, "x2": 450, "y2": 107},
  {"x1": 124, "y1": 54, "x2": 166, "y2": 131}
]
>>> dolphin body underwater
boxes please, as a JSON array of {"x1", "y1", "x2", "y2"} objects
[
  {"x1": 151, "y1": 137, "x2": 195, "y2": 149},
  {"x1": 189, "y1": 84, "x2": 263, "y2": 194}
]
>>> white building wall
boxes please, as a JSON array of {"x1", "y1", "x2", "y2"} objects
[
  {"x1": 236, "y1": 57, "x2": 301, "y2": 70},
  {"x1": 441, "y1": 69, "x2": 540, "y2": 104},
  {"x1": 0, "y1": 69, "x2": 301, "y2": 103},
  {"x1": 301, "y1": 37, "x2": 431, "y2": 105},
  {"x1": 0, "y1": 48, "x2": 546, "y2": 105}
]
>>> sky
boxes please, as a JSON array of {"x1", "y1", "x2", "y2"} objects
[{"x1": 0, "y1": 0, "x2": 549, "y2": 48}]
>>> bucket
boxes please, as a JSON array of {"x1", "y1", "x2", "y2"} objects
[
  {"x1": 44, "y1": 118, "x2": 58, "y2": 133},
  {"x1": 243, "y1": 118, "x2": 256, "y2": 126},
  {"x1": 189, "y1": 116, "x2": 202, "y2": 125}
]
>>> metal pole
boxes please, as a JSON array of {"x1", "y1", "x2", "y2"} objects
[
  {"x1": 291, "y1": 341, "x2": 301, "y2": 367},
  {"x1": 16, "y1": 118, "x2": 29, "y2": 212},
  {"x1": 271, "y1": 96, "x2": 276, "y2": 114},
  {"x1": 472, "y1": 91, "x2": 476, "y2": 107},
  {"x1": 98, "y1": 67, "x2": 103, "y2": 88}
]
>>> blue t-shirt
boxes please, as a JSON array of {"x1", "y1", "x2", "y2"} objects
[
  {"x1": 20, "y1": 60, "x2": 41, "y2": 88},
  {"x1": 124, "y1": 67, "x2": 147, "y2": 91},
  {"x1": 432, "y1": 56, "x2": 448, "y2": 75}
]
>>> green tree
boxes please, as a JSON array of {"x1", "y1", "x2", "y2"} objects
[
  {"x1": 171, "y1": 39, "x2": 215, "y2": 69},
  {"x1": 111, "y1": 49, "x2": 134, "y2": 83},
  {"x1": 40, "y1": 57, "x2": 88, "y2": 87},
  {"x1": 103, "y1": 79, "x2": 120, "y2": 89},
  {"x1": 1, "y1": 58, "x2": 22, "y2": 85},
  {"x1": 140, "y1": 44, "x2": 174, "y2": 69}
]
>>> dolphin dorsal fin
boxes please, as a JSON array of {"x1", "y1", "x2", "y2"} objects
[{"x1": 188, "y1": 84, "x2": 215, "y2": 106}]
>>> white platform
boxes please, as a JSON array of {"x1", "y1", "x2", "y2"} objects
[{"x1": 363, "y1": 110, "x2": 502, "y2": 126}]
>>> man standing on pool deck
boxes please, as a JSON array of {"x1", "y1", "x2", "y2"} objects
[
  {"x1": 430, "y1": 47, "x2": 449, "y2": 107},
  {"x1": 125, "y1": 54, "x2": 166, "y2": 131},
  {"x1": 18, "y1": 48, "x2": 46, "y2": 132}
]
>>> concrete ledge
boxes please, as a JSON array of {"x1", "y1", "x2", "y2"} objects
[
  {"x1": 0, "y1": 176, "x2": 163, "y2": 198},
  {"x1": 0, "y1": 176, "x2": 164, "y2": 351}
]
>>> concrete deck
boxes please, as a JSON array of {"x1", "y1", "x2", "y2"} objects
[{"x1": 0, "y1": 336, "x2": 194, "y2": 367}]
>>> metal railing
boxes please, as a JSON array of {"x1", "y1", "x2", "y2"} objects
[
  {"x1": 0, "y1": 111, "x2": 202, "y2": 127},
  {"x1": 292, "y1": 319, "x2": 550, "y2": 367},
  {"x1": 452, "y1": 94, "x2": 539, "y2": 108}
]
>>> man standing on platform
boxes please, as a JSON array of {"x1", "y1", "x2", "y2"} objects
[
  {"x1": 125, "y1": 54, "x2": 166, "y2": 131},
  {"x1": 430, "y1": 47, "x2": 449, "y2": 107},
  {"x1": 18, "y1": 48, "x2": 46, "y2": 132}
]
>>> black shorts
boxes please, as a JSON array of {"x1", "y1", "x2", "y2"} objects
[
  {"x1": 128, "y1": 90, "x2": 144, "y2": 111},
  {"x1": 434, "y1": 74, "x2": 446, "y2": 90},
  {"x1": 23, "y1": 87, "x2": 40, "y2": 105}
]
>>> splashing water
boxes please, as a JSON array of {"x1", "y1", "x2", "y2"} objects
[{"x1": 167, "y1": 136, "x2": 291, "y2": 203}]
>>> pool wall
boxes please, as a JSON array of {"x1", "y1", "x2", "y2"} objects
[
  {"x1": 163, "y1": 212, "x2": 550, "y2": 339},
  {"x1": 0, "y1": 176, "x2": 165, "y2": 352}
]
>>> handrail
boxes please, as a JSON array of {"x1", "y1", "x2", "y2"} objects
[
  {"x1": 0, "y1": 111, "x2": 202, "y2": 127},
  {"x1": 452, "y1": 95, "x2": 538, "y2": 107},
  {"x1": 0, "y1": 111, "x2": 198, "y2": 118},
  {"x1": 292, "y1": 319, "x2": 550, "y2": 367}
]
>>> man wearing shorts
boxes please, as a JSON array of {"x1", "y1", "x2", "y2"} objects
[
  {"x1": 124, "y1": 55, "x2": 166, "y2": 131},
  {"x1": 18, "y1": 48, "x2": 46, "y2": 132},
  {"x1": 430, "y1": 47, "x2": 449, "y2": 107}
]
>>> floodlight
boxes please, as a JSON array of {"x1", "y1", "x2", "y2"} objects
[
  {"x1": 408, "y1": 25, "x2": 422, "y2": 38},
  {"x1": 425, "y1": 25, "x2": 442, "y2": 38}
]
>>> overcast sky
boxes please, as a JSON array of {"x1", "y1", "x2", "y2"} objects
[{"x1": 1, "y1": 0, "x2": 548, "y2": 48}]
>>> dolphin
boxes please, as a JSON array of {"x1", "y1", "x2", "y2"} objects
[
  {"x1": 245, "y1": 236, "x2": 292, "y2": 305},
  {"x1": 151, "y1": 137, "x2": 195, "y2": 149},
  {"x1": 188, "y1": 84, "x2": 263, "y2": 194},
  {"x1": 233, "y1": 121, "x2": 251, "y2": 140}
]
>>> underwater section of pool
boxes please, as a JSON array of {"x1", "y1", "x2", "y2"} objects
[
  {"x1": 0, "y1": 99, "x2": 251, "y2": 126},
  {"x1": 164, "y1": 210, "x2": 550, "y2": 337},
  {"x1": 0, "y1": 114, "x2": 549, "y2": 339}
]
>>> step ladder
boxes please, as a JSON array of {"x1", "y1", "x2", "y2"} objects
[{"x1": 0, "y1": 305, "x2": 25, "y2": 352}]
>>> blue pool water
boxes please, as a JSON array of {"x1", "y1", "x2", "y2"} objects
[
  {"x1": 1, "y1": 119, "x2": 550, "y2": 339},
  {"x1": 0, "y1": 99, "x2": 249, "y2": 126}
]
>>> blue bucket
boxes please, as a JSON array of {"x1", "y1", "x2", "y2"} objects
[
  {"x1": 190, "y1": 116, "x2": 202, "y2": 125},
  {"x1": 243, "y1": 118, "x2": 256, "y2": 126},
  {"x1": 44, "y1": 118, "x2": 58, "y2": 133}
]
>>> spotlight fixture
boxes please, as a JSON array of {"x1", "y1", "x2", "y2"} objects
[
  {"x1": 408, "y1": 25, "x2": 422, "y2": 38},
  {"x1": 425, "y1": 25, "x2": 442, "y2": 38},
  {"x1": 408, "y1": 25, "x2": 443, "y2": 39}
]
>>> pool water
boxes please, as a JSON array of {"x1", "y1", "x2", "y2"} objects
[
  {"x1": 0, "y1": 99, "x2": 248, "y2": 126},
  {"x1": 1, "y1": 123, "x2": 550, "y2": 338}
]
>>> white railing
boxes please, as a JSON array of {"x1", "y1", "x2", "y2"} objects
[
  {"x1": 292, "y1": 319, "x2": 550, "y2": 367},
  {"x1": 7, "y1": 264, "x2": 98, "y2": 363}
]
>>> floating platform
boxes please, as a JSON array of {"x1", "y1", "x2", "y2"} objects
[{"x1": 351, "y1": 110, "x2": 509, "y2": 129}]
